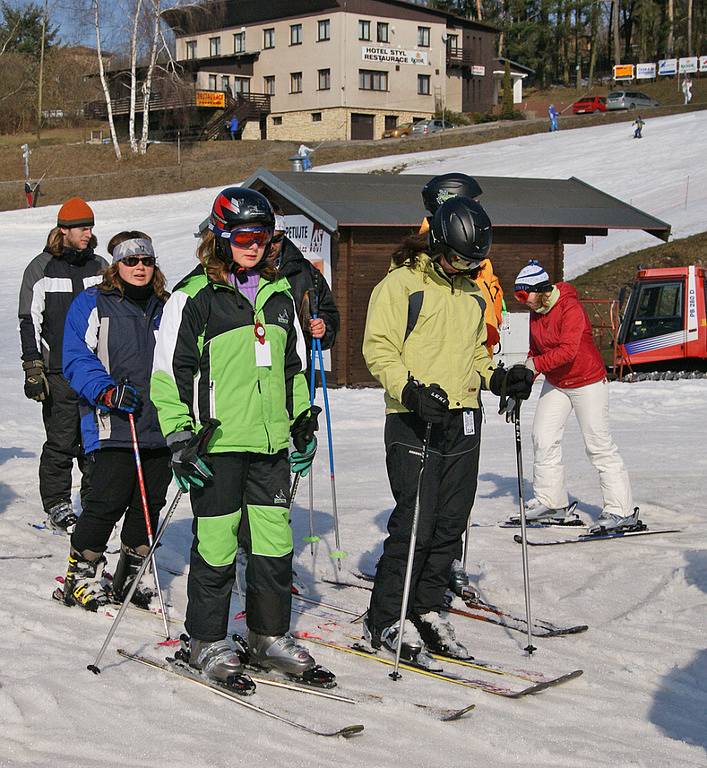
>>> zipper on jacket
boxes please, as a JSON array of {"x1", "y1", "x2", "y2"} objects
[
  {"x1": 209, "y1": 380, "x2": 216, "y2": 419},
  {"x1": 256, "y1": 378, "x2": 272, "y2": 452}
]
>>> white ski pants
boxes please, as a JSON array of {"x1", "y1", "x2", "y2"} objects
[{"x1": 531, "y1": 378, "x2": 633, "y2": 516}]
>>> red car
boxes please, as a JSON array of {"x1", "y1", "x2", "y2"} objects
[{"x1": 572, "y1": 96, "x2": 607, "y2": 114}]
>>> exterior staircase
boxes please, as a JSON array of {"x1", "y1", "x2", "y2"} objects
[{"x1": 201, "y1": 92, "x2": 271, "y2": 140}]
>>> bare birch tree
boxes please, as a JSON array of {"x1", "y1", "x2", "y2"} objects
[
  {"x1": 128, "y1": 0, "x2": 143, "y2": 153},
  {"x1": 92, "y1": 0, "x2": 121, "y2": 160},
  {"x1": 138, "y1": 0, "x2": 161, "y2": 154}
]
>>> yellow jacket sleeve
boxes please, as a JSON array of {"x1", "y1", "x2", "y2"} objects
[
  {"x1": 362, "y1": 275, "x2": 410, "y2": 403},
  {"x1": 472, "y1": 310, "x2": 495, "y2": 389}
]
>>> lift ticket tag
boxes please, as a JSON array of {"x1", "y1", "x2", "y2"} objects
[
  {"x1": 254, "y1": 321, "x2": 271, "y2": 367},
  {"x1": 463, "y1": 409, "x2": 475, "y2": 436}
]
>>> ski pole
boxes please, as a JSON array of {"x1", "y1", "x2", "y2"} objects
[
  {"x1": 512, "y1": 401, "x2": 537, "y2": 655},
  {"x1": 127, "y1": 413, "x2": 170, "y2": 640},
  {"x1": 302, "y1": 337, "x2": 320, "y2": 556},
  {"x1": 87, "y1": 489, "x2": 183, "y2": 674},
  {"x1": 315, "y1": 337, "x2": 345, "y2": 570},
  {"x1": 390, "y1": 421, "x2": 432, "y2": 681}
]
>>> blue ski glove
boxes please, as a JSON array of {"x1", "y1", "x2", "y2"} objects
[
  {"x1": 290, "y1": 438, "x2": 317, "y2": 478},
  {"x1": 169, "y1": 419, "x2": 220, "y2": 492},
  {"x1": 97, "y1": 382, "x2": 141, "y2": 413},
  {"x1": 290, "y1": 406, "x2": 321, "y2": 478}
]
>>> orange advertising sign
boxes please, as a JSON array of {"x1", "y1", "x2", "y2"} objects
[
  {"x1": 613, "y1": 64, "x2": 634, "y2": 80},
  {"x1": 195, "y1": 90, "x2": 226, "y2": 108}
]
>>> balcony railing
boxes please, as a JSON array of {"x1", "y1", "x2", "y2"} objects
[{"x1": 446, "y1": 46, "x2": 475, "y2": 68}]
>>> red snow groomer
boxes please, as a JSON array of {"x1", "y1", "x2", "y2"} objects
[{"x1": 615, "y1": 266, "x2": 707, "y2": 379}]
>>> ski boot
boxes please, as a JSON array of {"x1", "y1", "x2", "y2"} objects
[
  {"x1": 110, "y1": 544, "x2": 154, "y2": 610},
  {"x1": 247, "y1": 631, "x2": 336, "y2": 688},
  {"x1": 448, "y1": 560, "x2": 479, "y2": 601},
  {"x1": 176, "y1": 634, "x2": 255, "y2": 695},
  {"x1": 587, "y1": 507, "x2": 643, "y2": 536},
  {"x1": 412, "y1": 612, "x2": 472, "y2": 660},
  {"x1": 511, "y1": 498, "x2": 581, "y2": 526},
  {"x1": 47, "y1": 501, "x2": 78, "y2": 533},
  {"x1": 363, "y1": 617, "x2": 441, "y2": 671},
  {"x1": 58, "y1": 548, "x2": 111, "y2": 611}
]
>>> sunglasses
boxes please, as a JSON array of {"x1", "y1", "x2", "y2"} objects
[
  {"x1": 514, "y1": 289, "x2": 529, "y2": 304},
  {"x1": 121, "y1": 255, "x2": 156, "y2": 267},
  {"x1": 227, "y1": 227, "x2": 272, "y2": 248}
]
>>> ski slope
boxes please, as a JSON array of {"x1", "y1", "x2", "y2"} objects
[
  {"x1": 1, "y1": 114, "x2": 706, "y2": 767},
  {"x1": 318, "y1": 110, "x2": 707, "y2": 278}
]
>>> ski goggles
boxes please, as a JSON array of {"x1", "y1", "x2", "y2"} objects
[
  {"x1": 221, "y1": 227, "x2": 273, "y2": 248},
  {"x1": 112, "y1": 237, "x2": 156, "y2": 265},
  {"x1": 514, "y1": 289, "x2": 529, "y2": 304}
]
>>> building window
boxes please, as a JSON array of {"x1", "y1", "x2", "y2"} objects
[
  {"x1": 417, "y1": 74, "x2": 431, "y2": 95},
  {"x1": 359, "y1": 69, "x2": 388, "y2": 91},
  {"x1": 234, "y1": 77, "x2": 250, "y2": 95},
  {"x1": 263, "y1": 27, "x2": 275, "y2": 49},
  {"x1": 208, "y1": 74, "x2": 217, "y2": 90},
  {"x1": 417, "y1": 26, "x2": 430, "y2": 47},
  {"x1": 209, "y1": 36, "x2": 221, "y2": 57},
  {"x1": 312, "y1": 112, "x2": 322, "y2": 122},
  {"x1": 377, "y1": 22, "x2": 389, "y2": 43},
  {"x1": 233, "y1": 32, "x2": 245, "y2": 53},
  {"x1": 185, "y1": 40, "x2": 196, "y2": 60},
  {"x1": 358, "y1": 20, "x2": 370, "y2": 41},
  {"x1": 318, "y1": 68, "x2": 330, "y2": 90},
  {"x1": 264, "y1": 75, "x2": 275, "y2": 95},
  {"x1": 317, "y1": 19, "x2": 330, "y2": 41},
  {"x1": 290, "y1": 71, "x2": 302, "y2": 93},
  {"x1": 447, "y1": 33, "x2": 458, "y2": 51},
  {"x1": 290, "y1": 24, "x2": 302, "y2": 45},
  {"x1": 384, "y1": 115, "x2": 397, "y2": 131},
  {"x1": 221, "y1": 75, "x2": 230, "y2": 93},
  {"x1": 273, "y1": 116, "x2": 283, "y2": 125}
]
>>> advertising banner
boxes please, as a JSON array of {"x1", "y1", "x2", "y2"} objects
[
  {"x1": 658, "y1": 59, "x2": 677, "y2": 75},
  {"x1": 471, "y1": 65, "x2": 486, "y2": 76},
  {"x1": 613, "y1": 64, "x2": 634, "y2": 80},
  {"x1": 700, "y1": 56, "x2": 707, "y2": 72},
  {"x1": 678, "y1": 57, "x2": 698, "y2": 74},
  {"x1": 195, "y1": 90, "x2": 226, "y2": 108},
  {"x1": 636, "y1": 63, "x2": 656, "y2": 79},
  {"x1": 362, "y1": 46, "x2": 429, "y2": 66}
]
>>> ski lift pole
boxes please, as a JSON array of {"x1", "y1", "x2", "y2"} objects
[{"x1": 315, "y1": 337, "x2": 345, "y2": 570}]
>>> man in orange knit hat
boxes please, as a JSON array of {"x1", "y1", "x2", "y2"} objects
[{"x1": 18, "y1": 197, "x2": 107, "y2": 532}]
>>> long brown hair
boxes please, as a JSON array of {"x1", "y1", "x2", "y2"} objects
[
  {"x1": 390, "y1": 231, "x2": 482, "y2": 281},
  {"x1": 45, "y1": 226, "x2": 98, "y2": 258},
  {"x1": 197, "y1": 229, "x2": 280, "y2": 284},
  {"x1": 99, "y1": 230, "x2": 169, "y2": 302}
]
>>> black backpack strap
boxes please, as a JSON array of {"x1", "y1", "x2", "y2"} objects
[{"x1": 405, "y1": 291, "x2": 424, "y2": 342}]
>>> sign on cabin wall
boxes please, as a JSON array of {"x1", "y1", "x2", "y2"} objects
[{"x1": 195, "y1": 90, "x2": 226, "y2": 108}]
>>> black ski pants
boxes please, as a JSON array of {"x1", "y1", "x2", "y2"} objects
[
  {"x1": 368, "y1": 409, "x2": 481, "y2": 632},
  {"x1": 39, "y1": 373, "x2": 91, "y2": 512},
  {"x1": 70, "y1": 448, "x2": 171, "y2": 554},
  {"x1": 186, "y1": 451, "x2": 293, "y2": 643}
]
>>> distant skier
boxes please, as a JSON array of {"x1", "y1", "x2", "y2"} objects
[
  {"x1": 632, "y1": 115, "x2": 645, "y2": 139},
  {"x1": 59, "y1": 231, "x2": 170, "y2": 611},
  {"x1": 229, "y1": 115, "x2": 239, "y2": 140},
  {"x1": 513, "y1": 260, "x2": 638, "y2": 534},
  {"x1": 682, "y1": 75, "x2": 693, "y2": 106},
  {"x1": 298, "y1": 143, "x2": 313, "y2": 170},
  {"x1": 548, "y1": 104, "x2": 559, "y2": 132},
  {"x1": 17, "y1": 197, "x2": 106, "y2": 532},
  {"x1": 362, "y1": 195, "x2": 532, "y2": 664}
]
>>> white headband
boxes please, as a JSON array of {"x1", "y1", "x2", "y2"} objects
[{"x1": 112, "y1": 237, "x2": 155, "y2": 264}]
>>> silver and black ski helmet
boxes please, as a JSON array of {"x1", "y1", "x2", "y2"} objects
[
  {"x1": 208, "y1": 187, "x2": 275, "y2": 263},
  {"x1": 429, "y1": 196, "x2": 492, "y2": 272},
  {"x1": 421, "y1": 173, "x2": 483, "y2": 214}
]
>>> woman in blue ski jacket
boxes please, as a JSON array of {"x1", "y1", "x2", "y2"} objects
[{"x1": 58, "y1": 230, "x2": 171, "y2": 612}]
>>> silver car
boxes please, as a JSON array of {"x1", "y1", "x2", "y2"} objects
[
  {"x1": 606, "y1": 90, "x2": 659, "y2": 110},
  {"x1": 411, "y1": 118, "x2": 454, "y2": 135}
]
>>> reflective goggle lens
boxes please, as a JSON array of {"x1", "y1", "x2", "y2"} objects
[
  {"x1": 514, "y1": 289, "x2": 529, "y2": 304},
  {"x1": 229, "y1": 228, "x2": 271, "y2": 248},
  {"x1": 121, "y1": 255, "x2": 156, "y2": 267}
]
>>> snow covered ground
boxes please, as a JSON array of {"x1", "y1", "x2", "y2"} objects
[
  {"x1": 1, "y1": 115, "x2": 706, "y2": 767},
  {"x1": 318, "y1": 110, "x2": 707, "y2": 279}
]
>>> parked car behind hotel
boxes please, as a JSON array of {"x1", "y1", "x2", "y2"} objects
[
  {"x1": 606, "y1": 91, "x2": 659, "y2": 110},
  {"x1": 572, "y1": 96, "x2": 606, "y2": 114}
]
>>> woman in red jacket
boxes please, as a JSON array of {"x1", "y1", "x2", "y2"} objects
[{"x1": 514, "y1": 260, "x2": 637, "y2": 534}]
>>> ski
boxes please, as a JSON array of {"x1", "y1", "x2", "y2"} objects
[
  {"x1": 514, "y1": 528, "x2": 682, "y2": 547},
  {"x1": 300, "y1": 638, "x2": 582, "y2": 698},
  {"x1": 117, "y1": 650, "x2": 364, "y2": 738},
  {"x1": 0, "y1": 553, "x2": 53, "y2": 560},
  {"x1": 329, "y1": 574, "x2": 587, "y2": 637}
]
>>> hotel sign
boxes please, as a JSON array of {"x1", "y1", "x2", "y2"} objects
[
  {"x1": 195, "y1": 90, "x2": 226, "y2": 108},
  {"x1": 361, "y1": 46, "x2": 429, "y2": 66}
]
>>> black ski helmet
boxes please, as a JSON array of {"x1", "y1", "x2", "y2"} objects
[
  {"x1": 208, "y1": 186, "x2": 275, "y2": 263},
  {"x1": 421, "y1": 173, "x2": 483, "y2": 214},
  {"x1": 429, "y1": 196, "x2": 492, "y2": 271}
]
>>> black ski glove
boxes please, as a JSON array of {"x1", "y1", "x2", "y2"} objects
[
  {"x1": 401, "y1": 379, "x2": 449, "y2": 424},
  {"x1": 97, "y1": 381, "x2": 142, "y2": 413},
  {"x1": 169, "y1": 419, "x2": 221, "y2": 493},
  {"x1": 290, "y1": 406, "x2": 322, "y2": 452},
  {"x1": 489, "y1": 364, "x2": 534, "y2": 400},
  {"x1": 22, "y1": 359, "x2": 49, "y2": 402}
]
